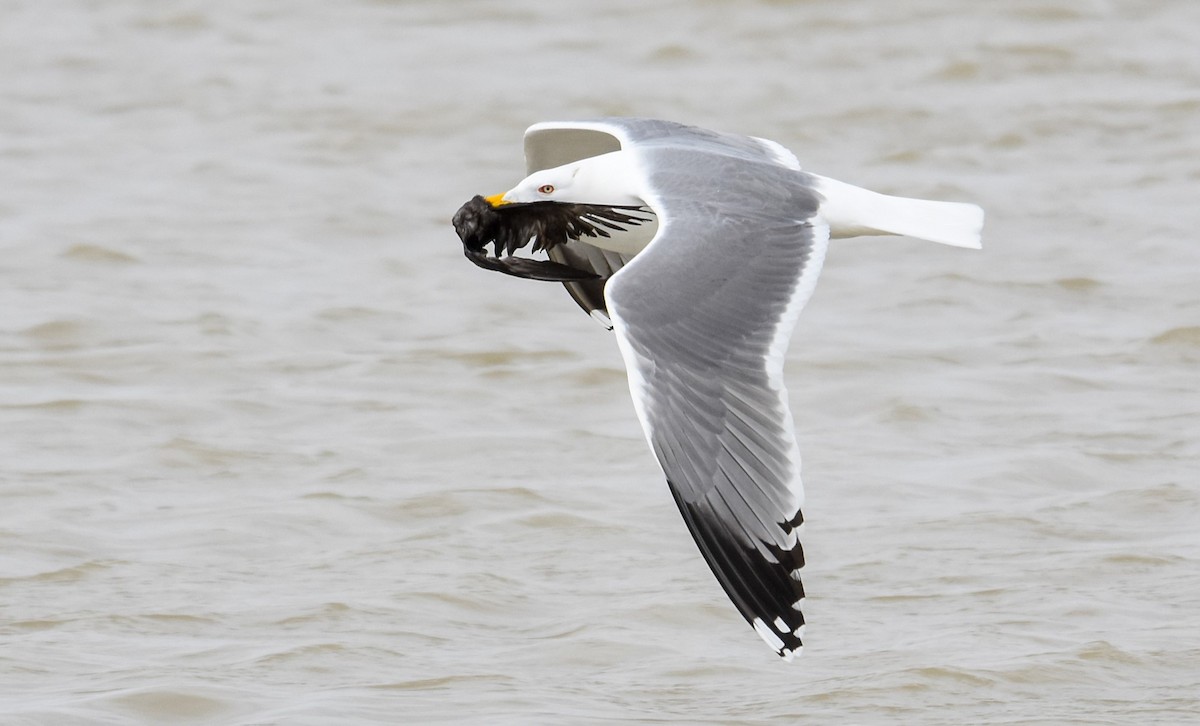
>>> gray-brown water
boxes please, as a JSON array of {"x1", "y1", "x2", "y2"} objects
[{"x1": 2, "y1": 1, "x2": 1198, "y2": 723}]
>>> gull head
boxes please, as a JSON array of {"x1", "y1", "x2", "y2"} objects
[
  {"x1": 486, "y1": 151, "x2": 645, "y2": 208},
  {"x1": 451, "y1": 149, "x2": 653, "y2": 280}
]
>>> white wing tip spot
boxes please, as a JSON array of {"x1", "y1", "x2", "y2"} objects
[
  {"x1": 756, "y1": 617, "x2": 804, "y2": 661},
  {"x1": 589, "y1": 309, "x2": 613, "y2": 329},
  {"x1": 753, "y1": 617, "x2": 785, "y2": 652}
]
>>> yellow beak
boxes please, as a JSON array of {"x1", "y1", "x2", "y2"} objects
[{"x1": 485, "y1": 192, "x2": 509, "y2": 207}]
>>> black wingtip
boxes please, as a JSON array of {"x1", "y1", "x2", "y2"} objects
[{"x1": 665, "y1": 479, "x2": 807, "y2": 660}]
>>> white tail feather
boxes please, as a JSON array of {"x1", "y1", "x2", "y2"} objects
[{"x1": 812, "y1": 174, "x2": 984, "y2": 249}]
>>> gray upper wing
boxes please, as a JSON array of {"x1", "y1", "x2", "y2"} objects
[
  {"x1": 604, "y1": 147, "x2": 829, "y2": 659},
  {"x1": 526, "y1": 117, "x2": 797, "y2": 174}
]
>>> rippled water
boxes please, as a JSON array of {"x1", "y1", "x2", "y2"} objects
[{"x1": 2, "y1": 1, "x2": 1198, "y2": 723}]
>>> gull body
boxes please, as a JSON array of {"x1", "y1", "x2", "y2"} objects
[
  {"x1": 470, "y1": 118, "x2": 983, "y2": 660},
  {"x1": 494, "y1": 147, "x2": 983, "y2": 254}
]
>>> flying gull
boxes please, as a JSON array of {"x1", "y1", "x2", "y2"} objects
[{"x1": 452, "y1": 118, "x2": 983, "y2": 660}]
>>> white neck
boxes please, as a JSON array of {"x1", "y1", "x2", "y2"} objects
[{"x1": 563, "y1": 151, "x2": 646, "y2": 207}]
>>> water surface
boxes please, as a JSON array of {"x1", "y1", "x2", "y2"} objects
[{"x1": 2, "y1": 1, "x2": 1198, "y2": 723}]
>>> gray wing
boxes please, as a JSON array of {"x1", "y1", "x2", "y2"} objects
[
  {"x1": 546, "y1": 242, "x2": 633, "y2": 329},
  {"x1": 525, "y1": 118, "x2": 799, "y2": 325},
  {"x1": 525, "y1": 117, "x2": 798, "y2": 175},
  {"x1": 604, "y1": 147, "x2": 829, "y2": 660}
]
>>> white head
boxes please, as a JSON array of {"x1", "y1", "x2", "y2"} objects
[{"x1": 487, "y1": 150, "x2": 644, "y2": 208}]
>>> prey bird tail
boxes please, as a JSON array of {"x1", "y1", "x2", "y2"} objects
[{"x1": 812, "y1": 174, "x2": 984, "y2": 250}]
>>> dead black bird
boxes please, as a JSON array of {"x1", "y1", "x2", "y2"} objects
[{"x1": 452, "y1": 194, "x2": 653, "y2": 283}]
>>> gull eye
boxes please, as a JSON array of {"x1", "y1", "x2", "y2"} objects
[{"x1": 538, "y1": 184, "x2": 555, "y2": 194}]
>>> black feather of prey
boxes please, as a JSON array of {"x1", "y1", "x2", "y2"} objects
[{"x1": 452, "y1": 195, "x2": 651, "y2": 282}]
